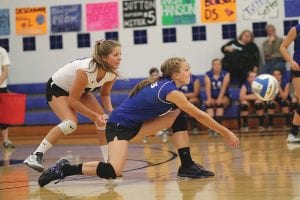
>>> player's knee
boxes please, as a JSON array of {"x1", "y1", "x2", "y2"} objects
[
  {"x1": 58, "y1": 120, "x2": 77, "y2": 135},
  {"x1": 96, "y1": 162, "x2": 117, "y2": 179},
  {"x1": 266, "y1": 102, "x2": 276, "y2": 109},
  {"x1": 216, "y1": 104, "x2": 224, "y2": 108},
  {"x1": 95, "y1": 123, "x2": 106, "y2": 131},
  {"x1": 172, "y1": 112, "x2": 188, "y2": 132},
  {"x1": 255, "y1": 102, "x2": 264, "y2": 110},
  {"x1": 279, "y1": 100, "x2": 288, "y2": 107},
  {"x1": 239, "y1": 104, "x2": 249, "y2": 111}
]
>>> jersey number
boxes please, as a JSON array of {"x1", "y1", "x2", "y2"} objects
[{"x1": 150, "y1": 82, "x2": 158, "y2": 88}]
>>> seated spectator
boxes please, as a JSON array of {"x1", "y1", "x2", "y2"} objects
[
  {"x1": 143, "y1": 67, "x2": 168, "y2": 143},
  {"x1": 221, "y1": 30, "x2": 260, "y2": 86},
  {"x1": 266, "y1": 69, "x2": 291, "y2": 130},
  {"x1": 261, "y1": 24, "x2": 286, "y2": 74},
  {"x1": 180, "y1": 74, "x2": 201, "y2": 134},
  {"x1": 239, "y1": 71, "x2": 265, "y2": 132},
  {"x1": 204, "y1": 58, "x2": 231, "y2": 135}
]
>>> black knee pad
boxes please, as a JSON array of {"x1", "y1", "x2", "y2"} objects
[
  {"x1": 255, "y1": 102, "x2": 264, "y2": 110},
  {"x1": 266, "y1": 102, "x2": 276, "y2": 109},
  {"x1": 279, "y1": 100, "x2": 288, "y2": 107},
  {"x1": 239, "y1": 104, "x2": 249, "y2": 111},
  {"x1": 216, "y1": 104, "x2": 224, "y2": 108},
  {"x1": 292, "y1": 102, "x2": 298, "y2": 110},
  {"x1": 296, "y1": 104, "x2": 300, "y2": 115},
  {"x1": 96, "y1": 162, "x2": 117, "y2": 179},
  {"x1": 172, "y1": 112, "x2": 188, "y2": 133}
]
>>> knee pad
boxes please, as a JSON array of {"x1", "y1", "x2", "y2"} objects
[
  {"x1": 279, "y1": 100, "x2": 288, "y2": 107},
  {"x1": 254, "y1": 102, "x2": 264, "y2": 110},
  {"x1": 58, "y1": 120, "x2": 77, "y2": 135},
  {"x1": 292, "y1": 102, "x2": 298, "y2": 110},
  {"x1": 96, "y1": 162, "x2": 117, "y2": 179},
  {"x1": 266, "y1": 102, "x2": 276, "y2": 109},
  {"x1": 296, "y1": 104, "x2": 300, "y2": 115},
  {"x1": 172, "y1": 112, "x2": 188, "y2": 133},
  {"x1": 239, "y1": 104, "x2": 249, "y2": 111}
]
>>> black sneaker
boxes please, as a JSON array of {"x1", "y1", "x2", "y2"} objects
[
  {"x1": 38, "y1": 159, "x2": 70, "y2": 187},
  {"x1": 177, "y1": 162, "x2": 215, "y2": 179}
]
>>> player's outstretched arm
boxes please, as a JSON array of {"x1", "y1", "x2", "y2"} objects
[{"x1": 167, "y1": 90, "x2": 240, "y2": 147}]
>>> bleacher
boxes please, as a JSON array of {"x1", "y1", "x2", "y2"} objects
[{"x1": 7, "y1": 71, "x2": 290, "y2": 126}]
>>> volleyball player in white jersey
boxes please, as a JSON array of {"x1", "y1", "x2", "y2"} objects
[{"x1": 24, "y1": 40, "x2": 121, "y2": 172}]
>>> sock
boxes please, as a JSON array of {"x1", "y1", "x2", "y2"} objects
[
  {"x1": 284, "y1": 114, "x2": 291, "y2": 126},
  {"x1": 290, "y1": 123, "x2": 298, "y2": 136},
  {"x1": 215, "y1": 116, "x2": 223, "y2": 124},
  {"x1": 62, "y1": 163, "x2": 83, "y2": 177},
  {"x1": 242, "y1": 116, "x2": 248, "y2": 127},
  {"x1": 178, "y1": 147, "x2": 193, "y2": 168},
  {"x1": 268, "y1": 115, "x2": 273, "y2": 126},
  {"x1": 34, "y1": 138, "x2": 53, "y2": 154},
  {"x1": 259, "y1": 116, "x2": 264, "y2": 127},
  {"x1": 100, "y1": 145, "x2": 108, "y2": 162}
]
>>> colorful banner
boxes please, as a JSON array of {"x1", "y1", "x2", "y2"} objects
[
  {"x1": 86, "y1": 2, "x2": 119, "y2": 31},
  {"x1": 123, "y1": 0, "x2": 156, "y2": 28},
  {"x1": 161, "y1": 0, "x2": 195, "y2": 25},
  {"x1": 0, "y1": 9, "x2": 10, "y2": 35},
  {"x1": 201, "y1": 0, "x2": 236, "y2": 23},
  {"x1": 51, "y1": 4, "x2": 81, "y2": 32},
  {"x1": 284, "y1": 0, "x2": 300, "y2": 17},
  {"x1": 15, "y1": 7, "x2": 47, "y2": 35},
  {"x1": 241, "y1": 0, "x2": 279, "y2": 20}
]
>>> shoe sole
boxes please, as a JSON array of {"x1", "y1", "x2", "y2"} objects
[
  {"x1": 24, "y1": 162, "x2": 44, "y2": 173},
  {"x1": 177, "y1": 174, "x2": 215, "y2": 179}
]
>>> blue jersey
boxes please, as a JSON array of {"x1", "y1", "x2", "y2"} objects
[
  {"x1": 243, "y1": 81, "x2": 252, "y2": 95},
  {"x1": 108, "y1": 78, "x2": 179, "y2": 126},
  {"x1": 294, "y1": 24, "x2": 300, "y2": 64},
  {"x1": 275, "y1": 78, "x2": 290, "y2": 101},
  {"x1": 180, "y1": 75, "x2": 198, "y2": 93},
  {"x1": 206, "y1": 70, "x2": 229, "y2": 98}
]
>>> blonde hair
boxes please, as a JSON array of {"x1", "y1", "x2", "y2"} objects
[
  {"x1": 89, "y1": 40, "x2": 121, "y2": 76},
  {"x1": 129, "y1": 57, "x2": 185, "y2": 97},
  {"x1": 238, "y1": 30, "x2": 254, "y2": 43}
]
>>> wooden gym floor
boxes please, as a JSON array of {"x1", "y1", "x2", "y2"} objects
[{"x1": 0, "y1": 125, "x2": 300, "y2": 200}]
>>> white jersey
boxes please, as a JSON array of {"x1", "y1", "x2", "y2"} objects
[
  {"x1": 0, "y1": 46, "x2": 10, "y2": 88},
  {"x1": 52, "y1": 57, "x2": 116, "y2": 93}
]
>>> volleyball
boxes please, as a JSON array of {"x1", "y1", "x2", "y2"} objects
[{"x1": 251, "y1": 74, "x2": 279, "y2": 101}]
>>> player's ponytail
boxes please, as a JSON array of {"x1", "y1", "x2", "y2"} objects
[
  {"x1": 89, "y1": 40, "x2": 120, "y2": 76},
  {"x1": 129, "y1": 57, "x2": 185, "y2": 97}
]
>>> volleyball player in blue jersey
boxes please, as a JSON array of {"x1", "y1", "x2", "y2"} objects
[
  {"x1": 239, "y1": 71, "x2": 265, "y2": 132},
  {"x1": 280, "y1": 24, "x2": 300, "y2": 142},
  {"x1": 38, "y1": 57, "x2": 239, "y2": 187},
  {"x1": 204, "y1": 58, "x2": 231, "y2": 134},
  {"x1": 266, "y1": 69, "x2": 291, "y2": 131}
]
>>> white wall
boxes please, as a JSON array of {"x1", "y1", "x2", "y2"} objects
[{"x1": 0, "y1": 0, "x2": 299, "y2": 84}]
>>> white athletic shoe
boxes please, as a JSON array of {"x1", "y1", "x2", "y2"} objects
[
  {"x1": 104, "y1": 176, "x2": 124, "y2": 189},
  {"x1": 23, "y1": 152, "x2": 45, "y2": 172},
  {"x1": 287, "y1": 134, "x2": 300, "y2": 143}
]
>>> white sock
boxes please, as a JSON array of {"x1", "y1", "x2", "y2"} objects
[
  {"x1": 34, "y1": 138, "x2": 53, "y2": 154},
  {"x1": 100, "y1": 145, "x2": 108, "y2": 162}
]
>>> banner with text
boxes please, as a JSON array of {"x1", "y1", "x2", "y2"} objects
[
  {"x1": 161, "y1": 0, "x2": 195, "y2": 25},
  {"x1": 201, "y1": 0, "x2": 236, "y2": 23},
  {"x1": 86, "y1": 2, "x2": 119, "y2": 31},
  {"x1": 0, "y1": 9, "x2": 10, "y2": 35},
  {"x1": 240, "y1": 0, "x2": 279, "y2": 20},
  {"x1": 123, "y1": 0, "x2": 156, "y2": 28},
  {"x1": 51, "y1": 4, "x2": 81, "y2": 32},
  {"x1": 284, "y1": 0, "x2": 300, "y2": 17},
  {"x1": 16, "y1": 7, "x2": 47, "y2": 35}
]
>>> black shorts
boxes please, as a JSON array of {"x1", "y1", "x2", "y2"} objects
[
  {"x1": 106, "y1": 122, "x2": 142, "y2": 143},
  {"x1": 291, "y1": 70, "x2": 300, "y2": 79},
  {"x1": 0, "y1": 87, "x2": 8, "y2": 129},
  {"x1": 46, "y1": 78, "x2": 69, "y2": 102}
]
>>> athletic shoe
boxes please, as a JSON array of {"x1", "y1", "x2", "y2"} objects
[
  {"x1": 104, "y1": 175, "x2": 124, "y2": 189},
  {"x1": 177, "y1": 162, "x2": 215, "y2": 179},
  {"x1": 257, "y1": 126, "x2": 265, "y2": 132},
  {"x1": 142, "y1": 137, "x2": 147, "y2": 144},
  {"x1": 266, "y1": 126, "x2": 273, "y2": 132},
  {"x1": 162, "y1": 133, "x2": 168, "y2": 143},
  {"x1": 240, "y1": 126, "x2": 249, "y2": 133},
  {"x1": 38, "y1": 159, "x2": 70, "y2": 187},
  {"x1": 287, "y1": 134, "x2": 300, "y2": 143},
  {"x1": 23, "y1": 152, "x2": 45, "y2": 172},
  {"x1": 3, "y1": 139, "x2": 15, "y2": 149}
]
